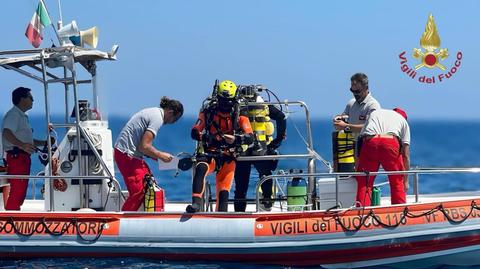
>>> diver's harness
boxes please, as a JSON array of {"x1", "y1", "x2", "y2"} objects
[
  {"x1": 191, "y1": 81, "x2": 253, "y2": 170},
  {"x1": 178, "y1": 82, "x2": 283, "y2": 172}
]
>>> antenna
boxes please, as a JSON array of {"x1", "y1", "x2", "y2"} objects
[
  {"x1": 212, "y1": 79, "x2": 219, "y2": 97},
  {"x1": 57, "y1": 0, "x2": 63, "y2": 23}
]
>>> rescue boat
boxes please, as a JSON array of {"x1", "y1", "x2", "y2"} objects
[{"x1": 1, "y1": 46, "x2": 480, "y2": 268}]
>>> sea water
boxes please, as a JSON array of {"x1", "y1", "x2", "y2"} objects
[{"x1": 3, "y1": 116, "x2": 480, "y2": 269}]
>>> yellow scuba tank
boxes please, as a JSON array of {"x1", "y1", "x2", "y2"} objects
[
  {"x1": 265, "y1": 116, "x2": 274, "y2": 144},
  {"x1": 144, "y1": 174, "x2": 165, "y2": 212},
  {"x1": 249, "y1": 106, "x2": 269, "y2": 141},
  {"x1": 332, "y1": 130, "x2": 356, "y2": 172},
  {"x1": 248, "y1": 104, "x2": 274, "y2": 155}
]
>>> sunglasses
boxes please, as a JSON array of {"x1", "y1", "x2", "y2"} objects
[{"x1": 349, "y1": 88, "x2": 364, "y2": 95}]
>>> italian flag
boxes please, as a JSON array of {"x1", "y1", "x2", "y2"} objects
[{"x1": 25, "y1": 1, "x2": 51, "y2": 48}]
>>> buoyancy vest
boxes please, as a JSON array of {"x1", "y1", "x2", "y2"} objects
[
  {"x1": 200, "y1": 111, "x2": 235, "y2": 149},
  {"x1": 192, "y1": 106, "x2": 252, "y2": 155}
]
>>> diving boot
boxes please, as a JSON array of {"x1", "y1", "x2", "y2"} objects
[
  {"x1": 217, "y1": 190, "x2": 229, "y2": 212},
  {"x1": 260, "y1": 196, "x2": 273, "y2": 212},
  {"x1": 186, "y1": 197, "x2": 203, "y2": 213}
]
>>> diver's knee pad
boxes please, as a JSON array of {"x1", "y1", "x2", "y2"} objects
[
  {"x1": 194, "y1": 162, "x2": 209, "y2": 174},
  {"x1": 192, "y1": 162, "x2": 209, "y2": 194}
]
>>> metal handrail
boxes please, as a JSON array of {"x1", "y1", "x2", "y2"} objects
[
  {"x1": 237, "y1": 154, "x2": 314, "y2": 161},
  {"x1": 255, "y1": 168, "x2": 480, "y2": 212},
  {"x1": 234, "y1": 100, "x2": 319, "y2": 207},
  {"x1": 47, "y1": 78, "x2": 91, "y2": 84},
  {"x1": 78, "y1": 125, "x2": 116, "y2": 180},
  {"x1": 236, "y1": 101, "x2": 315, "y2": 158},
  {"x1": 0, "y1": 175, "x2": 113, "y2": 179},
  {"x1": 0, "y1": 174, "x2": 123, "y2": 211}
]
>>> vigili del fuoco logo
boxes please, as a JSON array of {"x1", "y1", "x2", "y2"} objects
[{"x1": 398, "y1": 14, "x2": 462, "y2": 84}]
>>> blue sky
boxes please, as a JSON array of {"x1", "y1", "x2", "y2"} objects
[{"x1": 0, "y1": 0, "x2": 478, "y2": 119}]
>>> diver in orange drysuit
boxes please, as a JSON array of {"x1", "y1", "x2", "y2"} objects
[{"x1": 186, "y1": 80, "x2": 253, "y2": 213}]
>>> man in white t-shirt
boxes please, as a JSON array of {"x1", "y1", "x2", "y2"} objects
[
  {"x1": 114, "y1": 96, "x2": 183, "y2": 211},
  {"x1": 355, "y1": 108, "x2": 410, "y2": 207}
]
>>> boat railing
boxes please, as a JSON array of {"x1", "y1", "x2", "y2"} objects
[
  {"x1": 236, "y1": 100, "x2": 332, "y2": 207},
  {"x1": 5, "y1": 122, "x2": 124, "y2": 211},
  {"x1": 0, "y1": 173, "x2": 123, "y2": 211},
  {"x1": 237, "y1": 100, "x2": 317, "y2": 164},
  {"x1": 256, "y1": 167, "x2": 480, "y2": 212}
]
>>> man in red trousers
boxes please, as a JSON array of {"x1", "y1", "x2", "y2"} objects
[
  {"x1": 1, "y1": 87, "x2": 49, "y2": 210},
  {"x1": 355, "y1": 107, "x2": 410, "y2": 207},
  {"x1": 114, "y1": 96, "x2": 183, "y2": 211}
]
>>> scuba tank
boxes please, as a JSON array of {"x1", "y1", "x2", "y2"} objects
[
  {"x1": 332, "y1": 116, "x2": 355, "y2": 172},
  {"x1": 287, "y1": 169, "x2": 307, "y2": 211},
  {"x1": 239, "y1": 86, "x2": 275, "y2": 156},
  {"x1": 265, "y1": 117, "x2": 275, "y2": 143},
  {"x1": 332, "y1": 130, "x2": 355, "y2": 172},
  {"x1": 371, "y1": 186, "x2": 382, "y2": 206},
  {"x1": 144, "y1": 174, "x2": 165, "y2": 212},
  {"x1": 248, "y1": 104, "x2": 270, "y2": 155}
]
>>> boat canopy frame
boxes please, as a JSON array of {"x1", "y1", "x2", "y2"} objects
[{"x1": 0, "y1": 46, "x2": 122, "y2": 211}]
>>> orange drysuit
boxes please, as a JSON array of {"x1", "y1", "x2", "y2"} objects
[{"x1": 190, "y1": 110, "x2": 253, "y2": 212}]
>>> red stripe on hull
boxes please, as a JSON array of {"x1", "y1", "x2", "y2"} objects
[{"x1": 1, "y1": 233, "x2": 480, "y2": 266}]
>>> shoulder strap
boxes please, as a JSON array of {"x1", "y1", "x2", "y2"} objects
[{"x1": 233, "y1": 102, "x2": 240, "y2": 133}]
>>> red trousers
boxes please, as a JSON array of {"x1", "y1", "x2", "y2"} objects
[
  {"x1": 114, "y1": 149, "x2": 151, "y2": 211},
  {"x1": 355, "y1": 136, "x2": 406, "y2": 207},
  {"x1": 5, "y1": 152, "x2": 31, "y2": 211}
]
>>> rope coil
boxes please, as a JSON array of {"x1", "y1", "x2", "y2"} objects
[
  {"x1": 326, "y1": 200, "x2": 480, "y2": 232},
  {"x1": 0, "y1": 217, "x2": 107, "y2": 242}
]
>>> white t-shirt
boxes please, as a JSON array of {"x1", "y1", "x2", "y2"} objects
[
  {"x1": 360, "y1": 109, "x2": 411, "y2": 145},
  {"x1": 114, "y1": 107, "x2": 164, "y2": 158},
  {"x1": 1, "y1": 105, "x2": 34, "y2": 152}
]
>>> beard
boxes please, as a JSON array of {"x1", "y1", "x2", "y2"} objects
[{"x1": 354, "y1": 94, "x2": 365, "y2": 103}]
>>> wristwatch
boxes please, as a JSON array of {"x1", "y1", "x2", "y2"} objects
[{"x1": 344, "y1": 125, "x2": 351, "y2": 132}]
